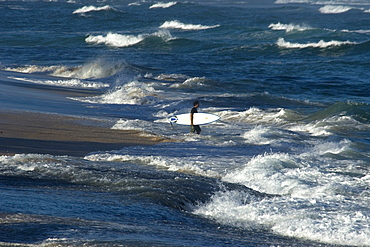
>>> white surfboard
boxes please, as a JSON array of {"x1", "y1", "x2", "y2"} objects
[{"x1": 169, "y1": 112, "x2": 220, "y2": 126}]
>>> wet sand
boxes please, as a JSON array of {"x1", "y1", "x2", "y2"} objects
[{"x1": 0, "y1": 111, "x2": 168, "y2": 156}]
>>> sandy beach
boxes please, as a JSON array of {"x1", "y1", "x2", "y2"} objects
[{"x1": 0, "y1": 111, "x2": 168, "y2": 156}]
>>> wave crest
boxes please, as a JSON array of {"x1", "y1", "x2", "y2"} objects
[
  {"x1": 149, "y1": 1, "x2": 178, "y2": 9},
  {"x1": 71, "y1": 80, "x2": 158, "y2": 105},
  {"x1": 319, "y1": 5, "x2": 353, "y2": 14},
  {"x1": 269, "y1": 22, "x2": 312, "y2": 32},
  {"x1": 9, "y1": 76, "x2": 109, "y2": 89},
  {"x1": 277, "y1": 38, "x2": 356, "y2": 49},
  {"x1": 85, "y1": 30, "x2": 173, "y2": 48},
  {"x1": 85, "y1": 32, "x2": 145, "y2": 48},
  {"x1": 160, "y1": 20, "x2": 220, "y2": 30},
  {"x1": 72, "y1": 5, "x2": 116, "y2": 14},
  {"x1": 3, "y1": 59, "x2": 132, "y2": 79}
]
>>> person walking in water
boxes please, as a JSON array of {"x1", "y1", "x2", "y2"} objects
[{"x1": 190, "y1": 100, "x2": 201, "y2": 134}]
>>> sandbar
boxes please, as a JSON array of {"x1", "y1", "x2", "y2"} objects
[{"x1": 0, "y1": 111, "x2": 168, "y2": 156}]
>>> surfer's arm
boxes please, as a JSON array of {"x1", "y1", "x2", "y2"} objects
[{"x1": 190, "y1": 112, "x2": 194, "y2": 125}]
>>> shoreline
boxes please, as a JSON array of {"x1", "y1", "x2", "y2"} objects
[{"x1": 0, "y1": 111, "x2": 169, "y2": 157}]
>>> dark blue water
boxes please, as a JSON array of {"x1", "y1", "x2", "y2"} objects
[{"x1": 1, "y1": 0, "x2": 370, "y2": 246}]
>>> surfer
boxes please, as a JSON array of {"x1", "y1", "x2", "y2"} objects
[{"x1": 190, "y1": 100, "x2": 201, "y2": 134}]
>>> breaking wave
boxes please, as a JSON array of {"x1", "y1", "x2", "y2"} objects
[
  {"x1": 72, "y1": 5, "x2": 116, "y2": 14},
  {"x1": 71, "y1": 80, "x2": 158, "y2": 105},
  {"x1": 8, "y1": 76, "x2": 109, "y2": 89},
  {"x1": 319, "y1": 5, "x2": 353, "y2": 14},
  {"x1": 277, "y1": 38, "x2": 356, "y2": 48},
  {"x1": 268, "y1": 22, "x2": 313, "y2": 32},
  {"x1": 3, "y1": 59, "x2": 133, "y2": 79},
  {"x1": 160, "y1": 20, "x2": 220, "y2": 30},
  {"x1": 85, "y1": 30, "x2": 174, "y2": 48},
  {"x1": 149, "y1": 1, "x2": 178, "y2": 9}
]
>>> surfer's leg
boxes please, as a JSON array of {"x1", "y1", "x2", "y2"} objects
[{"x1": 194, "y1": 125, "x2": 201, "y2": 134}]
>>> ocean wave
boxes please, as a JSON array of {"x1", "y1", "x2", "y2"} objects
[
  {"x1": 71, "y1": 80, "x2": 158, "y2": 105},
  {"x1": 194, "y1": 186, "x2": 370, "y2": 246},
  {"x1": 4, "y1": 65, "x2": 62, "y2": 74},
  {"x1": 341, "y1": 29, "x2": 370, "y2": 34},
  {"x1": 111, "y1": 118, "x2": 166, "y2": 139},
  {"x1": 277, "y1": 37, "x2": 356, "y2": 48},
  {"x1": 169, "y1": 77, "x2": 212, "y2": 88},
  {"x1": 85, "y1": 30, "x2": 174, "y2": 48},
  {"x1": 241, "y1": 125, "x2": 297, "y2": 146},
  {"x1": 4, "y1": 64, "x2": 83, "y2": 78},
  {"x1": 149, "y1": 1, "x2": 178, "y2": 9},
  {"x1": 3, "y1": 60, "x2": 130, "y2": 79},
  {"x1": 319, "y1": 5, "x2": 353, "y2": 14},
  {"x1": 85, "y1": 32, "x2": 145, "y2": 48},
  {"x1": 72, "y1": 5, "x2": 116, "y2": 14},
  {"x1": 218, "y1": 107, "x2": 288, "y2": 125},
  {"x1": 8, "y1": 76, "x2": 109, "y2": 89},
  {"x1": 85, "y1": 153, "x2": 214, "y2": 177},
  {"x1": 85, "y1": 150, "x2": 222, "y2": 178},
  {"x1": 206, "y1": 137, "x2": 369, "y2": 246},
  {"x1": 51, "y1": 59, "x2": 130, "y2": 79},
  {"x1": 289, "y1": 115, "x2": 364, "y2": 137},
  {"x1": 112, "y1": 119, "x2": 152, "y2": 131},
  {"x1": 275, "y1": 0, "x2": 370, "y2": 5},
  {"x1": 128, "y1": 2, "x2": 141, "y2": 6},
  {"x1": 160, "y1": 20, "x2": 220, "y2": 30},
  {"x1": 268, "y1": 22, "x2": 313, "y2": 32},
  {"x1": 153, "y1": 73, "x2": 189, "y2": 82}
]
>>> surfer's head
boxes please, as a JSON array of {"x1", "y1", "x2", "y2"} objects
[{"x1": 193, "y1": 100, "x2": 199, "y2": 107}]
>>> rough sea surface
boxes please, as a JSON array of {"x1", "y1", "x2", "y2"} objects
[{"x1": 1, "y1": 0, "x2": 370, "y2": 246}]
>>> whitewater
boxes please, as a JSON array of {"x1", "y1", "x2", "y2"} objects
[{"x1": 1, "y1": 0, "x2": 370, "y2": 246}]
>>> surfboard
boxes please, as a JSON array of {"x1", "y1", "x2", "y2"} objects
[{"x1": 169, "y1": 112, "x2": 220, "y2": 126}]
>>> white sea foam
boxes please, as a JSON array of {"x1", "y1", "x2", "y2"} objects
[
  {"x1": 222, "y1": 139, "x2": 357, "y2": 198},
  {"x1": 85, "y1": 30, "x2": 173, "y2": 48},
  {"x1": 53, "y1": 59, "x2": 129, "y2": 79},
  {"x1": 83, "y1": 112, "x2": 370, "y2": 246},
  {"x1": 277, "y1": 37, "x2": 356, "y2": 48},
  {"x1": 219, "y1": 107, "x2": 288, "y2": 125},
  {"x1": 242, "y1": 126, "x2": 272, "y2": 145},
  {"x1": 169, "y1": 77, "x2": 211, "y2": 88},
  {"x1": 319, "y1": 5, "x2": 353, "y2": 14},
  {"x1": 73, "y1": 5, "x2": 116, "y2": 14},
  {"x1": 8, "y1": 76, "x2": 109, "y2": 89},
  {"x1": 191, "y1": 137, "x2": 370, "y2": 246},
  {"x1": 153, "y1": 73, "x2": 189, "y2": 81},
  {"x1": 128, "y1": 2, "x2": 141, "y2": 6},
  {"x1": 288, "y1": 115, "x2": 365, "y2": 136},
  {"x1": 242, "y1": 125, "x2": 295, "y2": 146},
  {"x1": 288, "y1": 121, "x2": 331, "y2": 136},
  {"x1": 275, "y1": 0, "x2": 369, "y2": 5},
  {"x1": 268, "y1": 22, "x2": 312, "y2": 32},
  {"x1": 223, "y1": 152, "x2": 304, "y2": 196},
  {"x1": 4, "y1": 65, "x2": 61, "y2": 74},
  {"x1": 3, "y1": 59, "x2": 127, "y2": 79},
  {"x1": 71, "y1": 80, "x2": 158, "y2": 105},
  {"x1": 149, "y1": 1, "x2": 177, "y2": 9},
  {"x1": 342, "y1": 29, "x2": 370, "y2": 33},
  {"x1": 85, "y1": 32, "x2": 145, "y2": 48},
  {"x1": 85, "y1": 152, "x2": 220, "y2": 177},
  {"x1": 194, "y1": 189, "x2": 370, "y2": 246},
  {"x1": 111, "y1": 119, "x2": 153, "y2": 132},
  {"x1": 160, "y1": 20, "x2": 220, "y2": 30}
]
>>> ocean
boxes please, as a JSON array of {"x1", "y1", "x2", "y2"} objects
[{"x1": 1, "y1": 0, "x2": 370, "y2": 246}]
